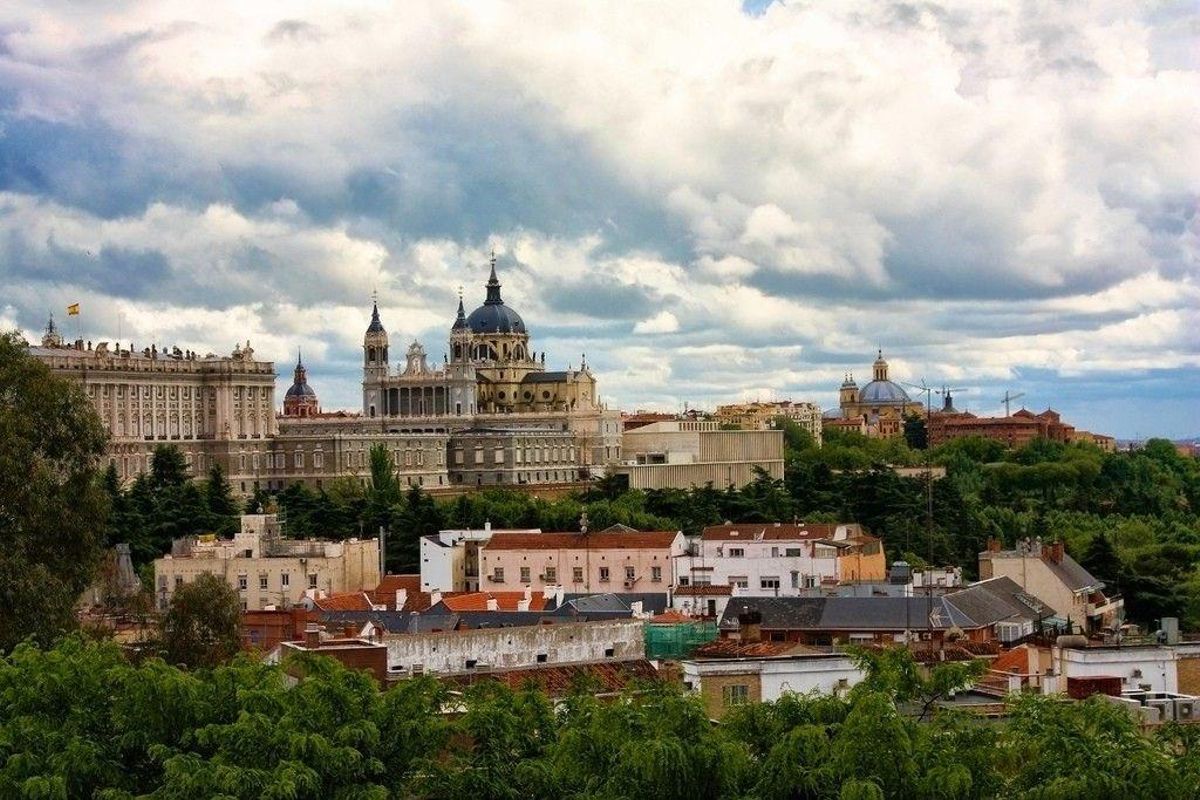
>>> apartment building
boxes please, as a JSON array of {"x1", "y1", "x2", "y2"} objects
[
  {"x1": 478, "y1": 526, "x2": 686, "y2": 594},
  {"x1": 153, "y1": 514, "x2": 380, "y2": 611},
  {"x1": 675, "y1": 522, "x2": 886, "y2": 595}
]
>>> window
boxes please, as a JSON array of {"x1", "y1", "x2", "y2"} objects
[
  {"x1": 520, "y1": 566, "x2": 531, "y2": 583},
  {"x1": 731, "y1": 575, "x2": 749, "y2": 589},
  {"x1": 693, "y1": 575, "x2": 712, "y2": 587},
  {"x1": 281, "y1": 573, "x2": 290, "y2": 588},
  {"x1": 573, "y1": 567, "x2": 584, "y2": 583},
  {"x1": 494, "y1": 448, "x2": 504, "y2": 464},
  {"x1": 307, "y1": 573, "x2": 318, "y2": 589},
  {"x1": 651, "y1": 566, "x2": 662, "y2": 582},
  {"x1": 771, "y1": 547, "x2": 779, "y2": 557},
  {"x1": 678, "y1": 576, "x2": 690, "y2": 586},
  {"x1": 493, "y1": 567, "x2": 505, "y2": 582},
  {"x1": 157, "y1": 575, "x2": 167, "y2": 591},
  {"x1": 625, "y1": 566, "x2": 635, "y2": 581},
  {"x1": 544, "y1": 566, "x2": 557, "y2": 582},
  {"x1": 727, "y1": 547, "x2": 744, "y2": 558},
  {"x1": 785, "y1": 548, "x2": 803, "y2": 557},
  {"x1": 294, "y1": 451, "x2": 304, "y2": 468},
  {"x1": 599, "y1": 567, "x2": 610, "y2": 583},
  {"x1": 760, "y1": 576, "x2": 780, "y2": 590},
  {"x1": 237, "y1": 574, "x2": 247, "y2": 591},
  {"x1": 174, "y1": 576, "x2": 184, "y2": 589},
  {"x1": 790, "y1": 572, "x2": 799, "y2": 589},
  {"x1": 474, "y1": 448, "x2": 484, "y2": 464},
  {"x1": 259, "y1": 574, "x2": 268, "y2": 590},
  {"x1": 722, "y1": 684, "x2": 749, "y2": 707}
]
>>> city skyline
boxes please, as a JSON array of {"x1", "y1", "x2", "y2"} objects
[{"x1": 2, "y1": 2, "x2": 1197, "y2": 438}]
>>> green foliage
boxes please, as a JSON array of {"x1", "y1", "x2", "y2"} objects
[
  {"x1": 3, "y1": 639, "x2": 1200, "y2": 798},
  {"x1": 0, "y1": 332, "x2": 110, "y2": 652},
  {"x1": 160, "y1": 572, "x2": 243, "y2": 669}
]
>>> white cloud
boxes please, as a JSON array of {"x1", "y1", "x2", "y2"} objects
[{"x1": 633, "y1": 311, "x2": 679, "y2": 335}]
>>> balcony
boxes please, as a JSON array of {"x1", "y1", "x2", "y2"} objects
[{"x1": 1086, "y1": 595, "x2": 1123, "y2": 618}]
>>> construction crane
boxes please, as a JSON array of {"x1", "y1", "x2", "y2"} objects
[{"x1": 1001, "y1": 390, "x2": 1026, "y2": 417}]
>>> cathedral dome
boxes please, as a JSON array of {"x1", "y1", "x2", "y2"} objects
[
  {"x1": 858, "y1": 379, "x2": 910, "y2": 404},
  {"x1": 466, "y1": 303, "x2": 526, "y2": 335},
  {"x1": 466, "y1": 256, "x2": 527, "y2": 334}
]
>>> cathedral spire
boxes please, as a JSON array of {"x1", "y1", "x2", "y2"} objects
[
  {"x1": 367, "y1": 300, "x2": 385, "y2": 333},
  {"x1": 484, "y1": 250, "x2": 503, "y2": 305},
  {"x1": 452, "y1": 286, "x2": 468, "y2": 331}
]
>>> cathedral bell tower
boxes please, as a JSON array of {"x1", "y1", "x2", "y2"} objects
[{"x1": 362, "y1": 300, "x2": 390, "y2": 417}]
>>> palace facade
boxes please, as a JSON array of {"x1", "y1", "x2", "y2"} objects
[{"x1": 30, "y1": 258, "x2": 621, "y2": 495}]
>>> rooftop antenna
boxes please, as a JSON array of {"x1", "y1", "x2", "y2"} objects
[{"x1": 1001, "y1": 390, "x2": 1026, "y2": 417}]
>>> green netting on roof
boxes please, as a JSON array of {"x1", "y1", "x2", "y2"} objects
[{"x1": 645, "y1": 621, "x2": 718, "y2": 660}]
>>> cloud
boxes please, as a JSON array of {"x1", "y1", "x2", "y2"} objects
[
  {"x1": 633, "y1": 311, "x2": 679, "y2": 335},
  {"x1": 0, "y1": 1, "x2": 1197, "y2": 437}
]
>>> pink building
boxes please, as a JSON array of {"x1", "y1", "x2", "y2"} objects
[{"x1": 480, "y1": 527, "x2": 685, "y2": 594}]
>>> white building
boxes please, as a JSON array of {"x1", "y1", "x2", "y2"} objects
[
  {"x1": 419, "y1": 524, "x2": 542, "y2": 592},
  {"x1": 154, "y1": 514, "x2": 380, "y2": 611},
  {"x1": 1053, "y1": 643, "x2": 1180, "y2": 695},
  {"x1": 681, "y1": 650, "x2": 865, "y2": 719},
  {"x1": 675, "y1": 522, "x2": 884, "y2": 595},
  {"x1": 384, "y1": 619, "x2": 645, "y2": 675}
]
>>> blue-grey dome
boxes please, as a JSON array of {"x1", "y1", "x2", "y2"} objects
[
  {"x1": 285, "y1": 382, "x2": 317, "y2": 399},
  {"x1": 858, "y1": 380, "x2": 911, "y2": 404},
  {"x1": 466, "y1": 258, "x2": 526, "y2": 334}
]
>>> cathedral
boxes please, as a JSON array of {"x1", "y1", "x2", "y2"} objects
[
  {"x1": 360, "y1": 255, "x2": 601, "y2": 422},
  {"x1": 823, "y1": 350, "x2": 924, "y2": 438}
]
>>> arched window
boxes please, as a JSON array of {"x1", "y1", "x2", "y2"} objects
[{"x1": 367, "y1": 346, "x2": 376, "y2": 363}]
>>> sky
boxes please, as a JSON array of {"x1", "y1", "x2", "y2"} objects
[{"x1": 0, "y1": 1, "x2": 1197, "y2": 439}]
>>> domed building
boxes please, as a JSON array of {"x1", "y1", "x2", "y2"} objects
[
  {"x1": 823, "y1": 350, "x2": 923, "y2": 438},
  {"x1": 282, "y1": 352, "x2": 320, "y2": 418}
]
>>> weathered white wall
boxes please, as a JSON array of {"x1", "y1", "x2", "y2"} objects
[
  {"x1": 1055, "y1": 645, "x2": 1179, "y2": 694},
  {"x1": 384, "y1": 619, "x2": 645, "y2": 674}
]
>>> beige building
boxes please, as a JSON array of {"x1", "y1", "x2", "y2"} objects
[
  {"x1": 447, "y1": 427, "x2": 579, "y2": 487},
  {"x1": 153, "y1": 514, "x2": 380, "y2": 611},
  {"x1": 479, "y1": 526, "x2": 686, "y2": 594},
  {"x1": 614, "y1": 420, "x2": 784, "y2": 490},
  {"x1": 979, "y1": 537, "x2": 1122, "y2": 633},
  {"x1": 31, "y1": 320, "x2": 278, "y2": 488},
  {"x1": 713, "y1": 400, "x2": 823, "y2": 445}
]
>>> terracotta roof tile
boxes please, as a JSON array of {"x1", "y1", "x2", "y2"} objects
[
  {"x1": 312, "y1": 592, "x2": 375, "y2": 612},
  {"x1": 649, "y1": 610, "x2": 694, "y2": 624},
  {"x1": 484, "y1": 531, "x2": 680, "y2": 551},
  {"x1": 692, "y1": 639, "x2": 803, "y2": 658},
  {"x1": 366, "y1": 574, "x2": 426, "y2": 611},
  {"x1": 441, "y1": 592, "x2": 550, "y2": 612},
  {"x1": 440, "y1": 659, "x2": 659, "y2": 696}
]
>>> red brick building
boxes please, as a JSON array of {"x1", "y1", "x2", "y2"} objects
[{"x1": 927, "y1": 408, "x2": 1077, "y2": 449}]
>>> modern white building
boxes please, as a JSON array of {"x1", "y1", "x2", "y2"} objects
[
  {"x1": 1053, "y1": 643, "x2": 1180, "y2": 695},
  {"x1": 675, "y1": 522, "x2": 886, "y2": 595}
]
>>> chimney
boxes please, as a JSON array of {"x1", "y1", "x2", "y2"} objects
[
  {"x1": 517, "y1": 598, "x2": 531, "y2": 612},
  {"x1": 343, "y1": 624, "x2": 357, "y2": 639},
  {"x1": 523, "y1": 585, "x2": 532, "y2": 602},
  {"x1": 484, "y1": 520, "x2": 492, "y2": 533},
  {"x1": 1046, "y1": 541, "x2": 1064, "y2": 564},
  {"x1": 430, "y1": 590, "x2": 442, "y2": 606},
  {"x1": 395, "y1": 588, "x2": 407, "y2": 610},
  {"x1": 737, "y1": 609, "x2": 763, "y2": 643},
  {"x1": 486, "y1": 597, "x2": 499, "y2": 612},
  {"x1": 986, "y1": 537, "x2": 1001, "y2": 553},
  {"x1": 304, "y1": 623, "x2": 321, "y2": 649}
]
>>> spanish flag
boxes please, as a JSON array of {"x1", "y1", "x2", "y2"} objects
[{"x1": 67, "y1": 303, "x2": 80, "y2": 316}]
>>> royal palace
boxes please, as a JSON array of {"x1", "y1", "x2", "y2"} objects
[{"x1": 31, "y1": 258, "x2": 622, "y2": 495}]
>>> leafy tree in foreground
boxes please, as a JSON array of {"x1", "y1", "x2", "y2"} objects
[
  {"x1": 0, "y1": 331, "x2": 109, "y2": 652},
  {"x1": 160, "y1": 572, "x2": 242, "y2": 668}
]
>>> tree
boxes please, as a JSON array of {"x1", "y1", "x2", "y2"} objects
[
  {"x1": 1081, "y1": 530, "x2": 1121, "y2": 588},
  {"x1": 902, "y1": 414, "x2": 927, "y2": 450},
  {"x1": 0, "y1": 332, "x2": 110, "y2": 651},
  {"x1": 203, "y1": 462, "x2": 239, "y2": 535},
  {"x1": 160, "y1": 572, "x2": 242, "y2": 668},
  {"x1": 149, "y1": 444, "x2": 190, "y2": 489}
]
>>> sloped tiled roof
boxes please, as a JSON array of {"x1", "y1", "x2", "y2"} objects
[
  {"x1": 313, "y1": 592, "x2": 375, "y2": 612},
  {"x1": 702, "y1": 523, "x2": 859, "y2": 542},
  {"x1": 943, "y1": 576, "x2": 1057, "y2": 626},
  {"x1": 440, "y1": 659, "x2": 659, "y2": 696},
  {"x1": 691, "y1": 639, "x2": 805, "y2": 659},
  {"x1": 484, "y1": 530, "x2": 680, "y2": 550},
  {"x1": 367, "y1": 575, "x2": 423, "y2": 610},
  {"x1": 440, "y1": 592, "x2": 550, "y2": 612}
]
